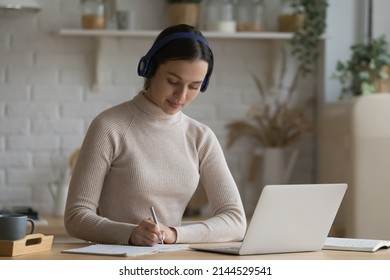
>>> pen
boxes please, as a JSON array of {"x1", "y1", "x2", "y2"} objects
[{"x1": 150, "y1": 206, "x2": 164, "y2": 244}]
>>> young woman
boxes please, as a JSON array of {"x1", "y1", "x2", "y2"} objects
[{"x1": 64, "y1": 24, "x2": 246, "y2": 246}]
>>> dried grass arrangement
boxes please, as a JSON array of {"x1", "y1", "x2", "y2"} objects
[{"x1": 226, "y1": 47, "x2": 314, "y2": 148}]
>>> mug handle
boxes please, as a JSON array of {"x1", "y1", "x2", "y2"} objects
[{"x1": 27, "y1": 218, "x2": 35, "y2": 235}]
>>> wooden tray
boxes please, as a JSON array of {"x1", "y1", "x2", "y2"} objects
[{"x1": 0, "y1": 234, "x2": 53, "y2": 257}]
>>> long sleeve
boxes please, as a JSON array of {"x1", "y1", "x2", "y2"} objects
[
  {"x1": 174, "y1": 125, "x2": 247, "y2": 243},
  {"x1": 64, "y1": 106, "x2": 137, "y2": 244},
  {"x1": 64, "y1": 93, "x2": 246, "y2": 245}
]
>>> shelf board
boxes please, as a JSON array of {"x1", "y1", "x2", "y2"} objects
[
  {"x1": 59, "y1": 29, "x2": 160, "y2": 38},
  {"x1": 57, "y1": 28, "x2": 325, "y2": 90},
  {"x1": 58, "y1": 29, "x2": 295, "y2": 40}
]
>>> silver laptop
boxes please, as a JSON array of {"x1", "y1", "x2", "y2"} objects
[{"x1": 191, "y1": 183, "x2": 347, "y2": 255}]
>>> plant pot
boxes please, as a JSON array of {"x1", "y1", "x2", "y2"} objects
[
  {"x1": 374, "y1": 65, "x2": 390, "y2": 93},
  {"x1": 261, "y1": 147, "x2": 298, "y2": 186},
  {"x1": 277, "y1": 13, "x2": 306, "y2": 32},
  {"x1": 351, "y1": 65, "x2": 390, "y2": 95},
  {"x1": 168, "y1": 3, "x2": 200, "y2": 27}
]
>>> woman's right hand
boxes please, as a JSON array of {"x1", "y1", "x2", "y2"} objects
[
  {"x1": 129, "y1": 218, "x2": 163, "y2": 246},
  {"x1": 129, "y1": 218, "x2": 177, "y2": 246}
]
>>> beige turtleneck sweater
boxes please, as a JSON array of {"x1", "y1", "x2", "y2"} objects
[{"x1": 64, "y1": 92, "x2": 246, "y2": 245}]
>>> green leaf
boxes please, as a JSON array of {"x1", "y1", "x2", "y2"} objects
[
  {"x1": 361, "y1": 82, "x2": 376, "y2": 95},
  {"x1": 290, "y1": 0, "x2": 328, "y2": 78},
  {"x1": 335, "y1": 34, "x2": 390, "y2": 96},
  {"x1": 358, "y1": 71, "x2": 371, "y2": 81}
]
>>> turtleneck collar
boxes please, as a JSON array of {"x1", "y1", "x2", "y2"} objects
[{"x1": 132, "y1": 91, "x2": 182, "y2": 124}]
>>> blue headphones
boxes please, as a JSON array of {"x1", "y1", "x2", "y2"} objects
[{"x1": 137, "y1": 32, "x2": 213, "y2": 92}]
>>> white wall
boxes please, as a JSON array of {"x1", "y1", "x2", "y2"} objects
[
  {"x1": 372, "y1": 0, "x2": 390, "y2": 39},
  {"x1": 322, "y1": 0, "x2": 390, "y2": 102},
  {"x1": 0, "y1": 0, "x2": 337, "y2": 215},
  {"x1": 323, "y1": 0, "x2": 367, "y2": 102}
]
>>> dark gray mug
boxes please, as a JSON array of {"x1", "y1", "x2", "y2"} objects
[{"x1": 0, "y1": 214, "x2": 35, "y2": 240}]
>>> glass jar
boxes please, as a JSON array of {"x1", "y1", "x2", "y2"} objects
[
  {"x1": 81, "y1": 0, "x2": 106, "y2": 29},
  {"x1": 202, "y1": 0, "x2": 218, "y2": 30},
  {"x1": 203, "y1": 0, "x2": 237, "y2": 32},
  {"x1": 277, "y1": 0, "x2": 306, "y2": 32},
  {"x1": 218, "y1": 0, "x2": 237, "y2": 32},
  {"x1": 237, "y1": 0, "x2": 265, "y2": 32}
]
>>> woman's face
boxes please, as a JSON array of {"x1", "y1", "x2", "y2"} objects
[{"x1": 144, "y1": 59, "x2": 209, "y2": 115}]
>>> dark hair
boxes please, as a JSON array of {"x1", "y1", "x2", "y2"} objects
[{"x1": 143, "y1": 24, "x2": 214, "y2": 90}]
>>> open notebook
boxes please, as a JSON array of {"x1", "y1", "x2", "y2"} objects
[
  {"x1": 191, "y1": 183, "x2": 347, "y2": 255},
  {"x1": 62, "y1": 243, "x2": 188, "y2": 257}
]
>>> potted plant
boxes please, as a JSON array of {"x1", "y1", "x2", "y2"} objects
[
  {"x1": 265, "y1": 0, "x2": 327, "y2": 128},
  {"x1": 166, "y1": 0, "x2": 203, "y2": 27},
  {"x1": 333, "y1": 35, "x2": 390, "y2": 98},
  {"x1": 289, "y1": 0, "x2": 328, "y2": 77},
  {"x1": 225, "y1": 47, "x2": 313, "y2": 185}
]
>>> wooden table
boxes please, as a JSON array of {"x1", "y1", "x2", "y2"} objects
[
  {"x1": 35, "y1": 216, "x2": 67, "y2": 236},
  {"x1": 2, "y1": 243, "x2": 389, "y2": 280},
  {"x1": 3, "y1": 216, "x2": 389, "y2": 280},
  {"x1": 17, "y1": 216, "x2": 388, "y2": 260},
  {"x1": 1, "y1": 241, "x2": 390, "y2": 260}
]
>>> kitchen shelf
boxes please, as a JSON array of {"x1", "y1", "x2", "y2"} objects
[
  {"x1": 58, "y1": 29, "x2": 324, "y2": 90},
  {"x1": 59, "y1": 29, "x2": 295, "y2": 40}
]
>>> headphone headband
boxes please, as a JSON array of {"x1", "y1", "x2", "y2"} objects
[{"x1": 137, "y1": 32, "x2": 213, "y2": 92}]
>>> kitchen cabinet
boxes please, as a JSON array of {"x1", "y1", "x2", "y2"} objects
[{"x1": 317, "y1": 94, "x2": 390, "y2": 239}]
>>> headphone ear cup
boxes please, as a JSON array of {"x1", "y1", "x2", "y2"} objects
[
  {"x1": 200, "y1": 74, "x2": 210, "y2": 92},
  {"x1": 144, "y1": 60, "x2": 155, "y2": 78},
  {"x1": 137, "y1": 56, "x2": 156, "y2": 78},
  {"x1": 137, "y1": 56, "x2": 148, "y2": 77}
]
